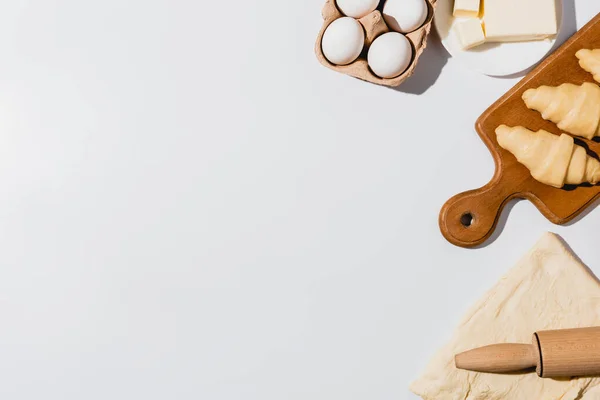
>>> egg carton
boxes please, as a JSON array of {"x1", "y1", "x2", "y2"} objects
[{"x1": 315, "y1": 0, "x2": 437, "y2": 87}]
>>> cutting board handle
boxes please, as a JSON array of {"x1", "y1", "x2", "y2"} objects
[{"x1": 439, "y1": 178, "x2": 512, "y2": 248}]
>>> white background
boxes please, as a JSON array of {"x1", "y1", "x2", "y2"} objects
[{"x1": 0, "y1": 1, "x2": 598, "y2": 399}]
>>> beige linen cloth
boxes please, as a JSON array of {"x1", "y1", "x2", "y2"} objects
[{"x1": 411, "y1": 233, "x2": 600, "y2": 399}]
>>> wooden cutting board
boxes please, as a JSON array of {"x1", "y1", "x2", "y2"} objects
[{"x1": 439, "y1": 13, "x2": 600, "y2": 248}]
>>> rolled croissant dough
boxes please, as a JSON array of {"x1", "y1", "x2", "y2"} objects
[{"x1": 411, "y1": 233, "x2": 600, "y2": 400}]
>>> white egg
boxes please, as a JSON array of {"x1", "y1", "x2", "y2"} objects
[
  {"x1": 383, "y1": 0, "x2": 428, "y2": 33},
  {"x1": 336, "y1": 0, "x2": 380, "y2": 18},
  {"x1": 321, "y1": 17, "x2": 365, "y2": 66},
  {"x1": 368, "y1": 32, "x2": 413, "y2": 78}
]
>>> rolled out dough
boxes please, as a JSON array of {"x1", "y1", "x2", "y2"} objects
[{"x1": 411, "y1": 233, "x2": 600, "y2": 399}]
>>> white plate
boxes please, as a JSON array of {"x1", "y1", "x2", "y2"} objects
[{"x1": 434, "y1": 0, "x2": 563, "y2": 76}]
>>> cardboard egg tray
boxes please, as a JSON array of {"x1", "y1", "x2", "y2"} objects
[{"x1": 315, "y1": 0, "x2": 437, "y2": 87}]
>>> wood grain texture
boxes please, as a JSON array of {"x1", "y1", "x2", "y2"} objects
[
  {"x1": 455, "y1": 343, "x2": 537, "y2": 373},
  {"x1": 314, "y1": 0, "x2": 436, "y2": 87},
  {"x1": 455, "y1": 327, "x2": 600, "y2": 378},
  {"x1": 440, "y1": 13, "x2": 600, "y2": 248},
  {"x1": 535, "y1": 327, "x2": 600, "y2": 378}
]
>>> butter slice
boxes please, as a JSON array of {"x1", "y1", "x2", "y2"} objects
[
  {"x1": 484, "y1": 0, "x2": 557, "y2": 42},
  {"x1": 453, "y1": 0, "x2": 480, "y2": 18},
  {"x1": 453, "y1": 18, "x2": 485, "y2": 50}
]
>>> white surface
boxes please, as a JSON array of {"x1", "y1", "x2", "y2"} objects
[
  {"x1": 435, "y1": 0, "x2": 563, "y2": 76},
  {"x1": 0, "y1": 1, "x2": 598, "y2": 400}
]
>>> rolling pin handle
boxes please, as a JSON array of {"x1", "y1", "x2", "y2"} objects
[{"x1": 455, "y1": 344, "x2": 538, "y2": 374}]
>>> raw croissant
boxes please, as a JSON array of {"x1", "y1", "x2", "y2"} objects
[
  {"x1": 496, "y1": 125, "x2": 600, "y2": 188},
  {"x1": 576, "y1": 49, "x2": 600, "y2": 83},
  {"x1": 522, "y1": 82, "x2": 600, "y2": 139}
]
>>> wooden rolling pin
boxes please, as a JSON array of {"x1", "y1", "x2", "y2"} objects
[{"x1": 455, "y1": 327, "x2": 600, "y2": 378}]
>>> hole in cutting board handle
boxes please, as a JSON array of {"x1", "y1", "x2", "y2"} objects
[
  {"x1": 460, "y1": 213, "x2": 474, "y2": 227},
  {"x1": 439, "y1": 181, "x2": 510, "y2": 248}
]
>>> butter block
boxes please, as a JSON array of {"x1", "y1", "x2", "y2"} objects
[
  {"x1": 453, "y1": 0, "x2": 480, "y2": 18},
  {"x1": 484, "y1": 0, "x2": 557, "y2": 42},
  {"x1": 453, "y1": 18, "x2": 485, "y2": 50}
]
